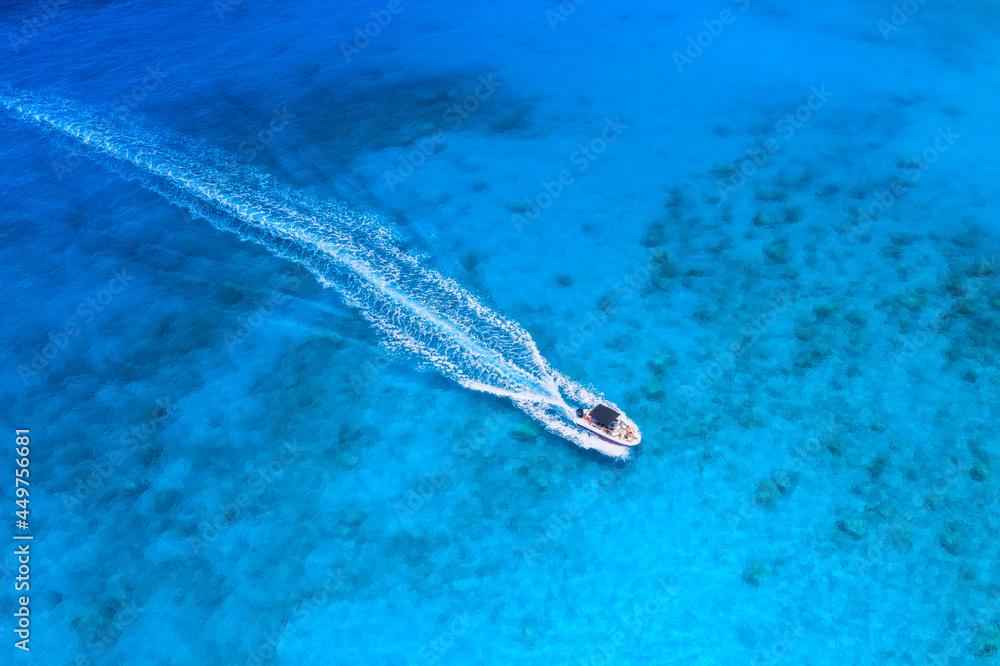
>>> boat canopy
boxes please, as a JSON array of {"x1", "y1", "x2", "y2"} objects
[{"x1": 589, "y1": 404, "x2": 620, "y2": 426}]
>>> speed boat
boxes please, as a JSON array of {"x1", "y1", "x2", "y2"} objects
[{"x1": 572, "y1": 404, "x2": 641, "y2": 447}]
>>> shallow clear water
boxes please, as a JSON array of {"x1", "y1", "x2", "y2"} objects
[{"x1": 1, "y1": 0, "x2": 999, "y2": 663}]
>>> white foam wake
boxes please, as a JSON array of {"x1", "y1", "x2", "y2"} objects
[{"x1": 1, "y1": 88, "x2": 638, "y2": 458}]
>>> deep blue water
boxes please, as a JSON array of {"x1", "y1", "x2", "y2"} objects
[{"x1": 1, "y1": 0, "x2": 999, "y2": 663}]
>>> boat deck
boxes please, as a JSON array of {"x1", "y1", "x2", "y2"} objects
[{"x1": 572, "y1": 411, "x2": 640, "y2": 447}]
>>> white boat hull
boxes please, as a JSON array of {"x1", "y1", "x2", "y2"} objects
[{"x1": 572, "y1": 413, "x2": 641, "y2": 447}]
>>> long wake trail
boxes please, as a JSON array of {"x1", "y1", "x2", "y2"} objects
[{"x1": 1, "y1": 88, "x2": 636, "y2": 458}]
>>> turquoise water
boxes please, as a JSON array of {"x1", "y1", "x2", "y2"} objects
[{"x1": 1, "y1": 0, "x2": 999, "y2": 663}]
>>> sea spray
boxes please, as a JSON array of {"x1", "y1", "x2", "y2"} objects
[{"x1": 0, "y1": 87, "x2": 638, "y2": 458}]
